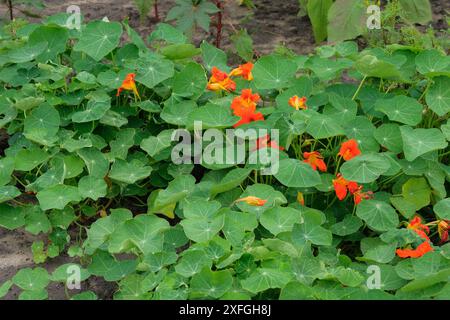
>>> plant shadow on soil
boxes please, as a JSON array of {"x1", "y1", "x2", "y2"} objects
[{"x1": 0, "y1": 0, "x2": 448, "y2": 300}]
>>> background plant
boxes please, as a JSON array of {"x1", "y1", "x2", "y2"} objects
[{"x1": 297, "y1": 0, "x2": 436, "y2": 43}]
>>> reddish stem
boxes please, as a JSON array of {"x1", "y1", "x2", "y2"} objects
[
  {"x1": 214, "y1": 0, "x2": 223, "y2": 49},
  {"x1": 7, "y1": 0, "x2": 13, "y2": 20},
  {"x1": 154, "y1": 0, "x2": 159, "y2": 21}
]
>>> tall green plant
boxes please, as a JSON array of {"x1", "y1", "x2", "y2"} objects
[{"x1": 298, "y1": 0, "x2": 433, "y2": 43}]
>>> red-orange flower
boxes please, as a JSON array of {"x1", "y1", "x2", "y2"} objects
[
  {"x1": 207, "y1": 67, "x2": 236, "y2": 92},
  {"x1": 396, "y1": 241, "x2": 433, "y2": 259},
  {"x1": 353, "y1": 186, "x2": 373, "y2": 205},
  {"x1": 303, "y1": 151, "x2": 327, "y2": 172},
  {"x1": 333, "y1": 174, "x2": 354, "y2": 200},
  {"x1": 288, "y1": 96, "x2": 307, "y2": 111},
  {"x1": 408, "y1": 216, "x2": 430, "y2": 240},
  {"x1": 229, "y1": 62, "x2": 254, "y2": 81},
  {"x1": 338, "y1": 139, "x2": 361, "y2": 161},
  {"x1": 117, "y1": 73, "x2": 140, "y2": 99},
  {"x1": 438, "y1": 220, "x2": 449, "y2": 243},
  {"x1": 396, "y1": 216, "x2": 434, "y2": 259},
  {"x1": 347, "y1": 181, "x2": 359, "y2": 194},
  {"x1": 231, "y1": 89, "x2": 264, "y2": 128},
  {"x1": 233, "y1": 111, "x2": 264, "y2": 128},
  {"x1": 254, "y1": 134, "x2": 284, "y2": 151},
  {"x1": 235, "y1": 196, "x2": 267, "y2": 206}
]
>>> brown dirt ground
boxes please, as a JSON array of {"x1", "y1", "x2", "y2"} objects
[
  {"x1": 1, "y1": 0, "x2": 318, "y2": 55},
  {"x1": 0, "y1": 0, "x2": 448, "y2": 300}
]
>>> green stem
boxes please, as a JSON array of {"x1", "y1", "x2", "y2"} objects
[{"x1": 352, "y1": 76, "x2": 367, "y2": 101}]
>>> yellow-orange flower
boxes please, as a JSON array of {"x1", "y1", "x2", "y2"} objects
[
  {"x1": 235, "y1": 196, "x2": 267, "y2": 206},
  {"x1": 289, "y1": 96, "x2": 307, "y2": 110},
  {"x1": 117, "y1": 73, "x2": 140, "y2": 99},
  {"x1": 229, "y1": 62, "x2": 254, "y2": 81},
  {"x1": 297, "y1": 192, "x2": 305, "y2": 206},
  {"x1": 438, "y1": 220, "x2": 449, "y2": 243},
  {"x1": 207, "y1": 67, "x2": 236, "y2": 92}
]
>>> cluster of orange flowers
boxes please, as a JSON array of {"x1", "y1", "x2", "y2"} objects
[
  {"x1": 116, "y1": 66, "x2": 447, "y2": 261},
  {"x1": 300, "y1": 139, "x2": 372, "y2": 206},
  {"x1": 207, "y1": 63, "x2": 267, "y2": 129},
  {"x1": 231, "y1": 89, "x2": 265, "y2": 128},
  {"x1": 207, "y1": 62, "x2": 253, "y2": 92}
]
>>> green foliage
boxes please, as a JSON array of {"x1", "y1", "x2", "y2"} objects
[
  {"x1": 297, "y1": 0, "x2": 436, "y2": 46},
  {"x1": 0, "y1": 15, "x2": 449, "y2": 301},
  {"x1": 166, "y1": 0, "x2": 220, "y2": 38}
]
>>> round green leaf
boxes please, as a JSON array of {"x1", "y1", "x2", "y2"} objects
[
  {"x1": 375, "y1": 96, "x2": 423, "y2": 126},
  {"x1": 51, "y1": 263, "x2": 91, "y2": 282},
  {"x1": 426, "y1": 76, "x2": 450, "y2": 117},
  {"x1": 133, "y1": 55, "x2": 175, "y2": 89},
  {"x1": 0, "y1": 204, "x2": 26, "y2": 230},
  {"x1": 356, "y1": 200, "x2": 399, "y2": 232},
  {"x1": 434, "y1": 198, "x2": 450, "y2": 220},
  {"x1": 274, "y1": 159, "x2": 321, "y2": 188},
  {"x1": 24, "y1": 103, "x2": 60, "y2": 144},
  {"x1": 260, "y1": 207, "x2": 302, "y2": 235},
  {"x1": 253, "y1": 54, "x2": 297, "y2": 90},
  {"x1": 415, "y1": 49, "x2": 450, "y2": 77},
  {"x1": 374, "y1": 123, "x2": 403, "y2": 153},
  {"x1": 341, "y1": 153, "x2": 391, "y2": 183},
  {"x1": 74, "y1": 21, "x2": 123, "y2": 61},
  {"x1": 78, "y1": 175, "x2": 107, "y2": 200},
  {"x1": 37, "y1": 185, "x2": 82, "y2": 211},
  {"x1": 190, "y1": 268, "x2": 233, "y2": 299},
  {"x1": 400, "y1": 126, "x2": 448, "y2": 161},
  {"x1": 12, "y1": 267, "x2": 50, "y2": 291},
  {"x1": 402, "y1": 178, "x2": 431, "y2": 210}
]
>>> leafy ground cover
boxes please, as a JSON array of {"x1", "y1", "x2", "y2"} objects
[{"x1": 0, "y1": 11, "x2": 449, "y2": 300}]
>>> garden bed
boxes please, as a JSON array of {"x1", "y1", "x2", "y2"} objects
[{"x1": 0, "y1": 0, "x2": 449, "y2": 301}]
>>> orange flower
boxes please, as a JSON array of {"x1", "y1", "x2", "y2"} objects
[
  {"x1": 254, "y1": 134, "x2": 284, "y2": 151},
  {"x1": 408, "y1": 216, "x2": 430, "y2": 240},
  {"x1": 288, "y1": 96, "x2": 307, "y2": 111},
  {"x1": 229, "y1": 62, "x2": 254, "y2": 81},
  {"x1": 297, "y1": 192, "x2": 305, "y2": 206},
  {"x1": 396, "y1": 241, "x2": 433, "y2": 259},
  {"x1": 303, "y1": 151, "x2": 327, "y2": 172},
  {"x1": 352, "y1": 186, "x2": 373, "y2": 205},
  {"x1": 235, "y1": 196, "x2": 267, "y2": 206},
  {"x1": 231, "y1": 89, "x2": 260, "y2": 113},
  {"x1": 347, "y1": 181, "x2": 359, "y2": 194},
  {"x1": 117, "y1": 73, "x2": 140, "y2": 99},
  {"x1": 231, "y1": 89, "x2": 264, "y2": 128},
  {"x1": 333, "y1": 174, "x2": 353, "y2": 200},
  {"x1": 438, "y1": 220, "x2": 449, "y2": 243},
  {"x1": 207, "y1": 67, "x2": 236, "y2": 92},
  {"x1": 233, "y1": 111, "x2": 264, "y2": 128},
  {"x1": 396, "y1": 216, "x2": 434, "y2": 259},
  {"x1": 338, "y1": 139, "x2": 361, "y2": 161}
]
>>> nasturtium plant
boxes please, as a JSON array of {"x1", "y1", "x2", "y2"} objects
[{"x1": 0, "y1": 13, "x2": 449, "y2": 302}]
